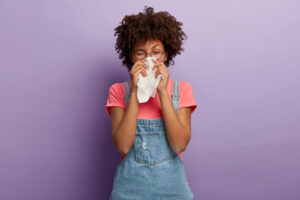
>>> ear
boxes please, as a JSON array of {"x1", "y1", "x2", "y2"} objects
[{"x1": 164, "y1": 52, "x2": 168, "y2": 62}]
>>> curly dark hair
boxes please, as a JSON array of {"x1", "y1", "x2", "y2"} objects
[{"x1": 114, "y1": 6, "x2": 187, "y2": 71}]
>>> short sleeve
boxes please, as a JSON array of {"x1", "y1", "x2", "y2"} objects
[
  {"x1": 179, "y1": 81, "x2": 197, "y2": 114},
  {"x1": 105, "y1": 83, "x2": 126, "y2": 117}
]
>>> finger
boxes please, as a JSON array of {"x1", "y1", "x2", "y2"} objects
[
  {"x1": 152, "y1": 63, "x2": 161, "y2": 70},
  {"x1": 157, "y1": 71, "x2": 167, "y2": 80},
  {"x1": 137, "y1": 60, "x2": 146, "y2": 65},
  {"x1": 156, "y1": 63, "x2": 168, "y2": 74},
  {"x1": 156, "y1": 69, "x2": 168, "y2": 79},
  {"x1": 135, "y1": 68, "x2": 147, "y2": 77},
  {"x1": 155, "y1": 69, "x2": 162, "y2": 78},
  {"x1": 157, "y1": 62, "x2": 166, "y2": 70},
  {"x1": 133, "y1": 68, "x2": 142, "y2": 77},
  {"x1": 160, "y1": 66, "x2": 168, "y2": 74},
  {"x1": 152, "y1": 60, "x2": 163, "y2": 66},
  {"x1": 131, "y1": 65, "x2": 140, "y2": 74},
  {"x1": 132, "y1": 61, "x2": 147, "y2": 71},
  {"x1": 135, "y1": 62, "x2": 147, "y2": 70},
  {"x1": 131, "y1": 64, "x2": 147, "y2": 74},
  {"x1": 153, "y1": 63, "x2": 164, "y2": 72}
]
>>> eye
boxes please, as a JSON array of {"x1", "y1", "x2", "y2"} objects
[{"x1": 135, "y1": 51, "x2": 145, "y2": 55}]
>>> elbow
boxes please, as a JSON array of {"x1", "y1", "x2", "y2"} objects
[
  {"x1": 173, "y1": 145, "x2": 187, "y2": 154},
  {"x1": 173, "y1": 136, "x2": 190, "y2": 154},
  {"x1": 112, "y1": 128, "x2": 135, "y2": 155},
  {"x1": 118, "y1": 145, "x2": 130, "y2": 154},
  {"x1": 173, "y1": 131, "x2": 190, "y2": 154},
  {"x1": 112, "y1": 134, "x2": 130, "y2": 155},
  {"x1": 114, "y1": 140, "x2": 130, "y2": 155}
]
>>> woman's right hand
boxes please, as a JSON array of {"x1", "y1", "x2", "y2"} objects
[{"x1": 130, "y1": 60, "x2": 148, "y2": 91}]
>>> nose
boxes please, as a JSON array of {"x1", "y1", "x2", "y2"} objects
[{"x1": 145, "y1": 54, "x2": 152, "y2": 59}]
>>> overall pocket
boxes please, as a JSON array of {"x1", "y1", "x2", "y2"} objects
[{"x1": 134, "y1": 131, "x2": 171, "y2": 166}]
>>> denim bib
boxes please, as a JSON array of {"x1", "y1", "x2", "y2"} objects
[{"x1": 110, "y1": 80, "x2": 194, "y2": 199}]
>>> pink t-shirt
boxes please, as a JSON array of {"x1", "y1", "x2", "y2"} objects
[{"x1": 105, "y1": 78, "x2": 197, "y2": 161}]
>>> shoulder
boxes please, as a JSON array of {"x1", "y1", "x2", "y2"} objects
[
  {"x1": 170, "y1": 79, "x2": 194, "y2": 95},
  {"x1": 179, "y1": 80, "x2": 192, "y2": 87},
  {"x1": 169, "y1": 79, "x2": 192, "y2": 89},
  {"x1": 179, "y1": 80, "x2": 193, "y2": 93},
  {"x1": 105, "y1": 82, "x2": 127, "y2": 116},
  {"x1": 109, "y1": 82, "x2": 125, "y2": 90},
  {"x1": 177, "y1": 80, "x2": 197, "y2": 113},
  {"x1": 108, "y1": 82, "x2": 126, "y2": 95}
]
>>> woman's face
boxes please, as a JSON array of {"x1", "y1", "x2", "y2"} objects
[{"x1": 130, "y1": 39, "x2": 168, "y2": 64}]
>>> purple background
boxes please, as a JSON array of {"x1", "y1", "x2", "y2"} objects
[{"x1": 1, "y1": 0, "x2": 299, "y2": 199}]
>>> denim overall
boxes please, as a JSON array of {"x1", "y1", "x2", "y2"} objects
[{"x1": 110, "y1": 80, "x2": 194, "y2": 200}]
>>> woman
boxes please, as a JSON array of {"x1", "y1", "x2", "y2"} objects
[{"x1": 105, "y1": 6, "x2": 197, "y2": 199}]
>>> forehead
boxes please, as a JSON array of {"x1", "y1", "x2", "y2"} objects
[{"x1": 134, "y1": 39, "x2": 164, "y2": 49}]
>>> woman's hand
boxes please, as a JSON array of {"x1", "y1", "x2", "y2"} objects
[
  {"x1": 129, "y1": 59, "x2": 147, "y2": 91},
  {"x1": 152, "y1": 60, "x2": 169, "y2": 93}
]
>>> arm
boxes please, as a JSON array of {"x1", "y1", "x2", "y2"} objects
[
  {"x1": 110, "y1": 88, "x2": 139, "y2": 154},
  {"x1": 158, "y1": 89, "x2": 192, "y2": 153},
  {"x1": 110, "y1": 59, "x2": 148, "y2": 154}
]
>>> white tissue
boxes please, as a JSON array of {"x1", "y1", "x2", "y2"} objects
[{"x1": 137, "y1": 57, "x2": 163, "y2": 103}]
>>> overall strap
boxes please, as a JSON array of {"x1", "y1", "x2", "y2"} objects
[
  {"x1": 124, "y1": 81, "x2": 131, "y2": 107},
  {"x1": 171, "y1": 80, "x2": 180, "y2": 114}
]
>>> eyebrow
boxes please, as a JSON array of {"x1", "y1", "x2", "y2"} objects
[{"x1": 136, "y1": 44, "x2": 161, "y2": 51}]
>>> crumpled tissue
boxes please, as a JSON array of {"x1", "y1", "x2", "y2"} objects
[{"x1": 137, "y1": 57, "x2": 163, "y2": 103}]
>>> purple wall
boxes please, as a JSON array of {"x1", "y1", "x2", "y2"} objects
[{"x1": 1, "y1": 0, "x2": 299, "y2": 199}]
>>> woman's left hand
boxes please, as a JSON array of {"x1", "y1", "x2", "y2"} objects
[{"x1": 152, "y1": 60, "x2": 169, "y2": 93}]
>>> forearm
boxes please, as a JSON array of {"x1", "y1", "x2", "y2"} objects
[
  {"x1": 113, "y1": 89, "x2": 139, "y2": 154},
  {"x1": 158, "y1": 89, "x2": 189, "y2": 153}
]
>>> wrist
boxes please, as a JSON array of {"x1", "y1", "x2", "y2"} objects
[
  {"x1": 158, "y1": 88, "x2": 168, "y2": 96},
  {"x1": 131, "y1": 87, "x2": 137, "y2": 94}
]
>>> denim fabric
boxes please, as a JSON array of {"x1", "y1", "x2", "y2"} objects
[{"x1": 110, "y1": 80, "x2": 194, "y2": 200}]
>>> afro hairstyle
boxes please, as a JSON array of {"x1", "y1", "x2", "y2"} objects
[{"x1": 114, "y1": 6, "x2": 187, "y2": 71}]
